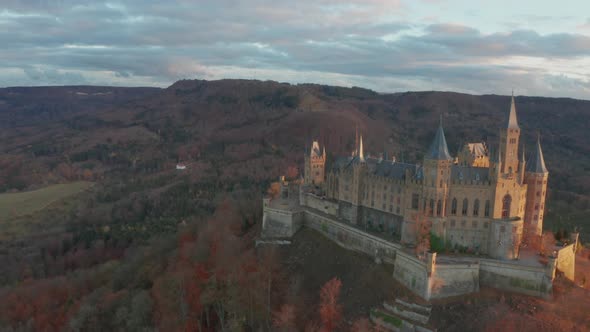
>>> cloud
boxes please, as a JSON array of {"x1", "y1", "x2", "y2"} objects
[{"x1": 0, "y1": 1, "x2": 589, "y2": 99}]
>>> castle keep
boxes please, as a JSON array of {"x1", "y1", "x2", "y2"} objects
[{"x1": 261, "y1": 96, "x2": 578, "y2": 300}]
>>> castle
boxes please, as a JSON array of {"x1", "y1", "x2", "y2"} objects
[
  {"x1": 316, "y1": 95, "x2": 547, "y2": 260},
  {"x1": 261, "y1": 95, "x2": 578, "y2": 300}
]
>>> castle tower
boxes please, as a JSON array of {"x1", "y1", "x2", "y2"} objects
[
  {"x1": 422, "y1": 117, "x2": 453, "y2": 232},
  {"x1": 304, "y1": 140, "x2": 326, "y2": 185},
  {"x1": 524, "y1": 134, "x2": 549, "y2": 237},
  {"x1": 499, "y1": 93, "x2": 521, "y2": 176},
  {"x1": 350, "y1": 135, "x2": 367, "y2": 225}
]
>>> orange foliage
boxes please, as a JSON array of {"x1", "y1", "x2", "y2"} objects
[
  {"x1": 414, "y1": 212, "x2": 432, "y2": 257},
  {"x1": 319, "y1": 277, "x2": 342, "y2": 332},
  {"x1": 273, "y1": 303, "x2": 297, "y2": 331},
  {"x1": 268, "y1": 181, "x2": 281, "y2": 199}
]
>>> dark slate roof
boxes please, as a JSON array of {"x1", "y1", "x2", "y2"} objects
[
  {"x1": 527, "y1": 137, "x2": 548, "y2": 173},
  {"x1": 331, "y1": 156, "x2": 417, "y2": 180},
  {"x1": 426, "y1": 124, "x2": 452, "y2": 160},
  {"x1": 451, "y1": 165, "x2": 490, "y2": 182}
]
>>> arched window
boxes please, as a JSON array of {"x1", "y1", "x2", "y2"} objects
[
  {"x1": 473, "y1": 199, "x2": 480, "y2": 216},
  {"x1": 484, "y1": 200, "x2": 490, "y2": 217},
  {"x1": 451, "y1": 198, "x2": 457, "y2": 215},
  {"x1": 437, "y1": 200, "x2": 442, "y2": 216},
  {"x1": 502, "y1": 195, "x2": 511, "y2": 218},
  {"x1": 462, "y1": 198, "x2": 468, "y2": 216}
]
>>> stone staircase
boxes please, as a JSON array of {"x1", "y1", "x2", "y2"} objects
[{"x1": 370, "y1": 299, "x2": 435, "y2": 332}]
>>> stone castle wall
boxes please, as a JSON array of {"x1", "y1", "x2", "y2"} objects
[
  {"x1": 555, "y1": 242, "x2": 576, "y2": 280},
  {"x1": 261, "y1": 196, "x2": 562, "y2": 300},
  {"x1": 479, "y1": 258, "x2": 553, "y2": 298}
]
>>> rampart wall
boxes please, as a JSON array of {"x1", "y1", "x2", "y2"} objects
[
  {"x1": 555, "y1": 243, "x2": 576, "y2": 280},
  {"x1": 261, "y1": 199, "x2": 564, "y2": 300},
  {"x1": 479, "y1": 259, "x2": 553, "y2": 298}
]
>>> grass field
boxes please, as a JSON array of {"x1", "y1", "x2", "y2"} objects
[{"x1": 0, "y1": 182, "x2": 93, "y2": 222}]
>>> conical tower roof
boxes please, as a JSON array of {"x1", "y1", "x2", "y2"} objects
[
  {"x1": 527, "y1": 134, "x2": 548, "y2": 173},
  {"x1": 426, "y1": 117, "x2": 452, "y2": 160},
  {"x1": 507, "y1": 93, "x2": 520, "y2": 129}
]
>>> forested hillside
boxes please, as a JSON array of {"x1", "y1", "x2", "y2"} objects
[{"x1": 0, "y1": 80, "x2": 589, "y2": 331}]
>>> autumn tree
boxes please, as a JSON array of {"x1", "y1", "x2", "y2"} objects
[
  {"x1": 541, "y1": 231, "x2": 556, "y2": 257},
  {"x1": 286, "y1": 165, "x2": 299, "y2": 179},
  {"x1": 319, "y1": 277, "x2": 343, "y2": 332},
  {"x1": 273, "y1": 304, "x2": 297, "y2": 332},
  {"x1": 413, "y1": 211, "x2": 432, "y2": 258},
  {"x1": 267, "y1": 181, "x2": 282, "y2": 200}
]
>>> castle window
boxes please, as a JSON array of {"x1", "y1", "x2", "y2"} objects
[
  {"x1": 473, "y1": 199, "x2": 480, "y2": 216},
  {"x1": 462, "y1": 198, "x2": 469, "y2": 216},
  {"x1": 502, "y1": 195, "x2": 511, "y2": 218},
  {"x1": 411, "y1": 194, "x2": 419, "y2": 209},
  {"x1": 436, "y1": 200, "x2": 442, "y2": 216},
  {"x1": 440, "y1": 180, "x2": 443, "y2": 188},
  {"x1": 484, "y1": 200, "x2": 490, "y2": 217},
  {"x1": 429, "y1": 199, "x2": 434, "y2": 216},
  {"x1": 535, "y1": 204, "x2": 539, "y2": 210},
  {"x1": 451, "y1": 198, "x2": 457, "y2": 215},
  {"x1": 536, "y1": 191, "x2": 540, "y2": 196}
]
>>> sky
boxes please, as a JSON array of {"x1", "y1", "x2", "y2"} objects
[{"x1": 1, "y1": 0, "x2": 590, "y2": 99}]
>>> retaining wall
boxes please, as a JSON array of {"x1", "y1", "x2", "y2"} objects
[
  {"x1": 479, "y1": 259, "x2": 552, "y2": 298},
  {"x1": 305, "y1": 209, "x2": 400, "y2": 264}
]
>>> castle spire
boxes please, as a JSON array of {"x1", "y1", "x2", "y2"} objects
[
  {"x1": 426, "y1": 117, "x2": 452, "y2": 160},
  {"x1": 355, "y1": 124, "x2": 359, "y2": 156},
  {"x1": 527, "y1": 133, "x2": 548, "y2": 173},
  {"x1": 507, "y1": 92, "x2": 520, "y2": 129},
  {"x1": 359, "y1": 135, "x2": 365, "y2": 161}
]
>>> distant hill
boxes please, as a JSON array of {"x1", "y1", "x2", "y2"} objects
[{"x1": 0, "y1": 79, "x2": 588, "y2": 240}]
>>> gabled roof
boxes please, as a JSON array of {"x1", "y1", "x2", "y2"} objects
[
  {"x1": 426, "y1": 122, "x2": 452, "y2": 160},
  {"x1": 527, "y1": 135, "x2": 548, "y2": 173},
  {"x1": 466, "y1": 142, "x2": 488, "y2": 158}
]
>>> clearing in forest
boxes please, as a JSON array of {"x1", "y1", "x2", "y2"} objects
[{"x1": 0, "y1": 182, "x2": 93, "y2": 221}]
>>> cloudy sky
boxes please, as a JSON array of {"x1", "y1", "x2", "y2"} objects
[{"x1": 1, "y1": 0, "x2": 590, "y2": 98}]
